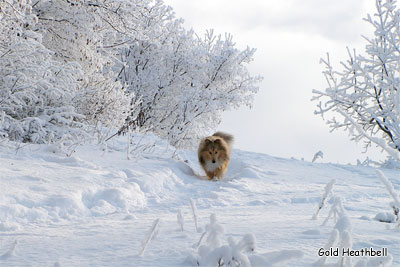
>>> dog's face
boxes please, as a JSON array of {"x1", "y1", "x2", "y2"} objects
[{"x1": 201, "y1": 138, "x2": 227, "y2": 164}]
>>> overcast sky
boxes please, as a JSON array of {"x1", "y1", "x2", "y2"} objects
[{"x1": 164, "y1": 0, "x2": 384, "y2": 164}]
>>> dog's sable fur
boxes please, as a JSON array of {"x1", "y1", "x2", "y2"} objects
[{"x1": 198, "y1": 132, "x2": 233, "y2": 180}]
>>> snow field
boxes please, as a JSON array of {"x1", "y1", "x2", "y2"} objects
[{"x1": 0, "y1": 136, "x2": 399, "y2": 266}]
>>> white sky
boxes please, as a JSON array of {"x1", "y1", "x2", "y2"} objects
[{"x1": 164, "y1": 0, "x2": 386, "y2": 164}]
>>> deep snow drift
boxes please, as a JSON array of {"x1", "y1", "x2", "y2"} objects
[{"x1": 0, "y1": 134, "x2": 399, "y2": 266}]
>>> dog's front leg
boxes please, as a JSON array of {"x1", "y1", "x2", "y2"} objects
[
  {"x1": 206, "y1": 171, "x2": 215, "y2": 180},
  {"x1": 214, "y1": 168, "x2": 225, "y2": 181}
]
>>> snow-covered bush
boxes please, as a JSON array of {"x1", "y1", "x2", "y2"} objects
[
  {"x1": 2, "y1": 0, "x2": 260, "y2": 147},
  {"x1": 33, "y1": 0, "x2": 132, "y2": 132},
  {"x1": 0, "y1": 0, "x2": 85, "y2": 143},
  {"x1": 313, "y1": 0, "x2": 400, "y2": 161}
]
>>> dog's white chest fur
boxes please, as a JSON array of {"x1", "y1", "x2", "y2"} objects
[{"x1": 205, "y1": 161, "x2": 221, "y2": 172}]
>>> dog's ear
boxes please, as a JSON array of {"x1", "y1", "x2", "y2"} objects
[{"x1": 214, "y1": 138, "x2": 222, "y2": 144}]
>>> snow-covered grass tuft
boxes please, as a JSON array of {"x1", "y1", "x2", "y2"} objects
[
  {"x1": 0, "y1": 240, "x2": 18, "y2": 260},
  {"x1": 197, "y1": 213, "x2": 224, "y2": 250},
  {"x1": 312, "y1": 151, "x2": 324, "y2": 163},
  {"x1": 315, "y1": 203, "x2": 353, "y2": 266},
  {"x1": 177, "y1": 209, "x2": 184, "y2": 231},
  {"x1": 313, "y1": 229, "x2": 339, "y2": 267},
  {"x1": 376, "y1": 170, "x2": 400, "y2": 226},
  {"x1": 190, "y1": 198, "x2": 202, "y2": 233},
  {"x1": 338, "y1": 230, "x2": 353, "y2": 266},
  {"x1": 313, "y1": 179, "x2": 335, "y2": 220},
  {"x1": 139, "y1": 218, "x2": 160, "y2": 257},
  {"x1": 313, "y1": 189, "x2": 355, "y2": 267},
  {"x1": 334, "y1": 215, "x2": 353, "y2": 267},
  {"x1": 322, "y1": 196, "x2": 344, "y2": 226}
]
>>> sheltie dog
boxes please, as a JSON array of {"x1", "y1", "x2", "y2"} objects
[{"x1": 198, "y1": 132, "x2": 233, "y2": 180}]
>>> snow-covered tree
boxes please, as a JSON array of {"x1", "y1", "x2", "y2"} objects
[
  {"x1": 121, "y1": 13, "x2": 262, "y2": 148},
  {"x1": 168, "y1": 30, "x2": 261, "y2": 148},
  {"x1": 313, "y1": 0, "x2": 400, "y2": 160},
  {"x1": 0, "y1": 0, "x2": 84, "y2": 143}
]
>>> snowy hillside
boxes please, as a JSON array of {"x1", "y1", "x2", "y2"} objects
[{"x1": 0, "y1": 135, "x2": 399, "y2": 266}]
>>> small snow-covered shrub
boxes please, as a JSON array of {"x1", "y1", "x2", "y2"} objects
[{"x1": 186, "y1": 214, "x2": 256, "y2": 267}]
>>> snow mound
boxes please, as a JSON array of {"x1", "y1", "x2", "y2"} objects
[
  {"x1": 374, "y1": 212, "x2": 396, "y2": 223},
  {"x1": 1, "y1": 185, "x2": 146, "y2": 224},
  {"x1": 82, "y1": 185, "x2": 146, "y2": 216}
]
